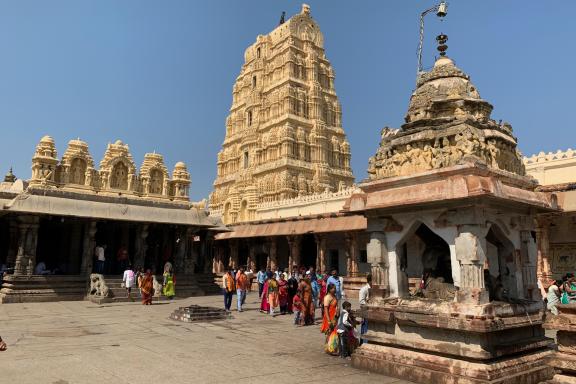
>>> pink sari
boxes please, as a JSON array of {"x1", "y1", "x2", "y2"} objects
[{"x1": 260, "y1": 280, "x2": 270, "y2": 312}]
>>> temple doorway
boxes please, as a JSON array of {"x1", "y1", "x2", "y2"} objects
[
  {"x1": 300, "y1": 234, "x2": 317, "y2": 269},
  {"x1": 36, "y1": 216, "x2": 83, "y2": 274}
]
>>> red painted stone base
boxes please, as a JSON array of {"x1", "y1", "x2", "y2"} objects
[{"x1": 352, "y1": 343, "x2": 553, "y2": 384}]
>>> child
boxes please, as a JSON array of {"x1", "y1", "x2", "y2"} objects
[
  {"x1": 292, "y1": 292, "x2": 302, "y2": 325},
  {"x1": 337, "y1": 301, "x2": 359, "y2": 359}
]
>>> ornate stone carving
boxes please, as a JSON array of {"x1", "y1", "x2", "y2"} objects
[
  {"x1": 89, "y1": 274, "x2": 111, "y2": 297},
  {"x1": 210, "y1": 5, "x2": 354, "y2": 224},
  {"x1": 60, "y1": 139, "x2": 95, "y2": 187},
  {"x1": 367, "y1": 57, "x2": 526, "y2": 180}
]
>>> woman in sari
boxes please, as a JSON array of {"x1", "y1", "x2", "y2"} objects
[
  {"x1": 321, "y1": 283, "x2": 339, "y2": 356},
  {"x1": 268, "y1": 275, "x2": 280, "y2": 316},
  {"x1": 278, "y1": 273, "x2": 289, "y2": 314},
  {"x1": 162, "y1": 262, "x2": 176, "y2": 300},
  {"x1": 318, "y1": 274, "x2": 328, "y2": 316},
  {"x1": 260, "y1": 276, "x2": 270, "y2": 313},
  {"x1": 298, "y1": 276, "x2": 315, "y2": 325},
  {"x1": 141, "y1": 269, "x2": 154, "y2": 305}
]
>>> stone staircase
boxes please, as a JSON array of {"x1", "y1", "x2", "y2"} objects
[
  {"x1": 0, "y1": 275, "x2": 87, "y2": 304},
  {"x1": 98, "y1": 275, "x2": 206, "y2": 303}
]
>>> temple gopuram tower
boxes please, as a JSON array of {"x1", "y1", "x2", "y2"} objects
[{"x1": 210, "y1": 4, "x2": 354, "y2": 225}]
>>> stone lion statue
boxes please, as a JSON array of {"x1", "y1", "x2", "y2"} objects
[{"x1": 89, "y1": 274, "x2": 111, "y2": 297}]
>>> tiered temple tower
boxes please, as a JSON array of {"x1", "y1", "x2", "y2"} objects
[{"x1": 210, "y1": 4, "x2": 354, "y2": 224}]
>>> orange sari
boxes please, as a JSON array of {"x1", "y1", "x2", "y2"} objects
[{"x1": 321, "y1": 294, "x2": 338, "y2": 334}]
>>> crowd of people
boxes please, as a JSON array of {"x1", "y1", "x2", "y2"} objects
[
  {"x1": 544, "y1": 272, "x2": 576, "y2": 315},
  {"x1": 119, "y1": 261, "x2": 176, "y2": 305},
  {"x1": 222, "y1": 265, "x2": 372, "y2": 359}
]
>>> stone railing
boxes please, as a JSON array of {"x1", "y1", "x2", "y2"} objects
[
  {"x1": 258, "y1": 185, "x2": 356, "y2": 209},
  {"x1": 523, "y1": 148, "x2": 576, "y2": 165}
]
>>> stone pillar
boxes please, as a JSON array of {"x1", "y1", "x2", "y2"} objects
[
  {"x1": 520, "y1": 230, "x2": 539, "y2": 300},
  {"x1": 455, "y1": 226, "x2": 489, "y2": 304},
  {"x1": 247, "y1": 244, "x2": 256, "y2": 272},
  {"x1": 535, "y1": 217, "x2": 552, "y2": 280},
  {"x1": 315, "y1": 234, "x2": 327, "y2": 273},
  {"x1": 80, "y1": 221, "x2": 97, "y2": 275},
  {"x1": 345, "y1": 232, "x2": 359, "y2": 277},
  {"x1": 367, "y1": 231, "x2": 389, "y2": 297},
  {"x1": 229, "y1": 240, "x2": 239, "y2": 270},
  {"x1": 6, "y1": 220, "x2": 19, "y2": 268},
  {"x1": 174, "y1": 227, "x2": 187, "y2": 274},
  {"x1": 133, "y1": 224, "x2": 149, "y2": 269},
  {"x1": 267, "y1": 237, "x2": 278, "y2": 271},
  {"x1": 14, "y1": 216, "x2": 39, "y2": 276},
  {"x1": 287, "y1": 235, "x2": 301, "y2": 271},
  {"x1": 68, "y1": 221, "x2": 83, "y2": 273}
]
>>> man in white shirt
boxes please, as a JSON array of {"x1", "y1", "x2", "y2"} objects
[
  {"x1": 358, "y1": 274, "x2": 372, "y2": 345},
  {"x1": 94, "y1": 244, "x2": 106, "y2": 274}
]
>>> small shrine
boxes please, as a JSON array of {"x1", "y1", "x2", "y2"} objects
[{"x1": 347, "y1": 34, "x2": 558, "y2": 383}]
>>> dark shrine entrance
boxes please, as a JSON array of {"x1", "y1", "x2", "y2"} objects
[
  {"x1": 300, "y1": 234, "x2": 317, "y2": 269},
  {"x1": 36, "y1": 216, "x2": 84, "y2": 274}
]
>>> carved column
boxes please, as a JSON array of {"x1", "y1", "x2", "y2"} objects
[
  {"x1": 315, "y1": 234, "x2": 327, "y2": 273},
  {"x1": 229, "y1": 240, "x2": 239, "y2": 270},
  {"x1": 133, "y1": 224, "x2": 149, "y2": 269},
  {"x1": 247, "y1": 243, "x2": 256, "y2": 272},
  {"x1": 267, "y1": 237, "x2": 278, "y2": 271},
  {"x1": 366, "y1": 231, "x2": 389, "y2": 298},
  {"x1": 14, "y1": 216, "x2": 40, "y2": 276},
  {"x1": 455, "y1": 226, "x2": 489, "y2": 304},
  {"x1": 535, "y1": 217, "x2": 552, "y2": 280},
  {"x1": 174, "y1": 227, "x2": 187, "y2": 274},
  {"x1": 80, "y1": 221, "x2": 97, "y2": 275},
  {"x1": 345, "y1": 232, "x2": 359, "y2": 277},
  {"x1": 6, "y1": 220, "x2": 19, "y2": 268},
  {"x1": 287, "y1": 235, "x2": 301, "y2": 271},
  {"x1": 520, "y1": 230, "x2": 539, "y2": 300}
]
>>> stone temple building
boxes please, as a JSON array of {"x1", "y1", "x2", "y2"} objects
[
  {"x1": 347, "y1": 38, "x2": 557, "y2": 383},
  {"x1": 524, "y1": 149, "x2": 576, "y2": 281},
  {"x1": 0, "y1": 136, "x2": 219, "y2": 303},
  {"x1": 210, "y1": 3, "x2": 354, "y2": 225},
  {"x1": 210, "y1": 5, "x2": 366, "y2": 281}
]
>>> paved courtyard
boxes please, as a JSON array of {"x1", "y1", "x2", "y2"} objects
[{"x1": 0, "y1": 293, "x2": 413, "y2": 384}]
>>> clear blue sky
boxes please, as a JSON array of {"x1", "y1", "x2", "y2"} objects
[{"x1": 0, "y1": 1, "x2": 574, "y2": 200}]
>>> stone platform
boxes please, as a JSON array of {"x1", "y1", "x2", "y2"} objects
[
  {"x1": 0, "y1": 275, "x2": 86, "y2": 303},
  {"x1": 169, "y1": 304, "x2": 231, "y2": 322},
  {"x1": 352, "y1": 298, "x2": 554, "y2": 384},
  {"x1": 544, "y1": 304, "x2": 576, "y2": 383}
]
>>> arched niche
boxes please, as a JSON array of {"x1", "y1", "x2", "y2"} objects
[
  {"x1": 69, "y1": 158, "x2": 87, "y2": 185},
  {"x1": 149, "y1": 168, "x2": 164, "y2": 194},
  {"x1": 485, "y1": 223, "x2": 518, "y2": 301},
  {"x1": 239, "y1": 200, "x2": 248, "y2": 222},
  {"x1": 110, "y1": 161, "x2": 129, "y2": 190}
]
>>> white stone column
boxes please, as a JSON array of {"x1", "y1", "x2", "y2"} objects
[
  {"x1": 455, "y1": 226, "x2": 489, "y2": 304},
  {"x1": 366, "y1": 231, "x2": 391, "y2": 298}
]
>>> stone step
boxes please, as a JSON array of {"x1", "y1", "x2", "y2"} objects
[{"x1": 169, "y1": 305, "x2": 231, "y2": 323}]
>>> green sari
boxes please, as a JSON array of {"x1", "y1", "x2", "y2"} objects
[{"x1": 163, "y1": 272, "x2": 175, "y2": 298}]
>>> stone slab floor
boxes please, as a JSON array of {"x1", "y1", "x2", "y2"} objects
[{"x1": 0, "y1": 293, "x2": 414, "y2": 384}]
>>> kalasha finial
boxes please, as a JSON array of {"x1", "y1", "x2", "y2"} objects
[
  {"x1": 4, "y1": 167, "x2": 16, "y2": 182},
  {"x1": 279, "y1": 11, "x2": 286, "y2": 25},
  {"x1": 436, "y1": 33, "x2": 448, "y2": 56}
]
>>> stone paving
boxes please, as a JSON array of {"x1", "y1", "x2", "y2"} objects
[{"x1": 0, "y1": 293, "x2": 413, "y2": 384}]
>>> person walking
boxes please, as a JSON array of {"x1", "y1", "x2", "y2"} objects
[
  {"x1": 236, "y1": 267, "x2": 249, "y2": 312},
  {"x1": 222, "y1": 270, "x2": 235, "y2": 312},
  {"x1": 162, "y1": 262, "x2": 176, "y2": 300},
  {"x1": 337, "y1": 301, "x2": 359, "y2": 359},
  {"x1": 122, "y1": 264, "x2": 136, "y2": 301},
  {"x1": 287, "y1": 271, "x2": 299, "y2": 314},
  {"x1": 278, "y1": 273, "x2": 289, "y2": 314},
  {"x1": 321, "y1": 284, "x2": 340, "y2": 355},
  {"x1": 267, "y1": 274, "x2": 279, "y2": 316},
  {"x1": 257, "y1": 268, "x2": 266, "y2": 298},
  {"x1": 298, "y1": 274, "x2": 315, "y2": 325},
  {"x1": 327, "y1": 269, "x2": 342, "y2": 300},
  {"x1": 140, "y1": 269, "x2": 154, "y2": 305},
  {"x1": 358, "y1": 274, "x2": 372, "y2": 345}
]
